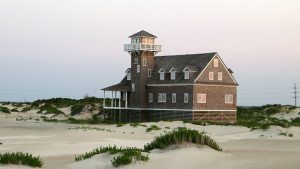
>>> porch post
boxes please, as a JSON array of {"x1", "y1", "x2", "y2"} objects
[
  {"x1": 119, "y1": 91, "x2": 121, "y2": 108},
  {"x1": 114, "y1": 91, "x2": 117, "y2": 107},
  {"x1": 125, "y1": 91, "x2": 128, "y2": 108},
  {"x1": 103, "y1": 90, "x2": 106, "y2": 108},
  {"x1": 111, "y1": 91, "x2": 113, "y2": 107}
]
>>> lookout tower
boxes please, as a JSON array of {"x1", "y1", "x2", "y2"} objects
[{"x1": 124, "y1": 30, "x2": 161, "y2": 108}]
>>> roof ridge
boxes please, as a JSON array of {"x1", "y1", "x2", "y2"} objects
[{"x1": 155, "y1": 52, "x2": 217, "y2": 57}]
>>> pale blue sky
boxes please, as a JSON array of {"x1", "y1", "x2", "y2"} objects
[{"x1": 0, "y1": 0, "x2": 299, "y2": 106}]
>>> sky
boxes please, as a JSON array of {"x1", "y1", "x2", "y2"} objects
[{"x1": 0, "y1": 0, "x2": 299, "y2": 106}]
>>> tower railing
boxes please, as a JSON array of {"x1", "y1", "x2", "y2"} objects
[{"x1": 124, "y1": 43, "x2": 162, "y2": 52}]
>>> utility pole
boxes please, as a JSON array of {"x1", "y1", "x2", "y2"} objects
[{"x1": 293, "y1": 83, "x2": 298, "y2": 107}]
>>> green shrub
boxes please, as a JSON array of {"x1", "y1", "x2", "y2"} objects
[
  {"x1": 116, "y1": 123, "x2": 124, "y2": 127},
  {"x1": 70, "y1": 104, "x2": 85, "y2": 116},
  {"x1": 291, "y1": 117, "x2": 300, "y2": 126},
  {"x1": 144, "y1": 127, "x2": 222, "y2": 152},
  {"x1": 0, "y1": 106, "x2": 11, "y2": 114},
  {"x1": 39, "y1": 104, "x2": 64, "y2": 115},
  {"x1": 0, "y1": 152, "x2": 44, "y2": 168},
  {"x1": 146, "y1": 125, "x2": 161, "y2": 132},
  {"x1": 10, "y1": 108, "x2": 19, "y2": 112}
]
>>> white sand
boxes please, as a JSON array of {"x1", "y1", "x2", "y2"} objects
[{"x1": 1, "y1": 107, "x2": 300, "y2": 169}]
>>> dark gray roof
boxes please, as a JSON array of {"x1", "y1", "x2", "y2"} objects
[
  {"x1": 129, "y1": 30, "x2": 157, "y2": 38},
  {"x1": 102, "y1": 76, "x2": 130, "y2": 91},
  {"x1": 148, "y1": 53, "x2": 217, "y2": 84}
]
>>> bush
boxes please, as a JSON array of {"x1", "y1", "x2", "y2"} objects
[
  {"x1": 39, "y1": 104, "x2": 64, "y2": 115},
  {"x1": 144, "y1": 127, "x2": 222, "y2": 152},
  {"x1": 0, "y1": 106, "x2": 11, "y2": 114},
  {"x1": 146, "y1": 125, "x2": 161, "y2": 132},
  {"x1": 70, "y1": 104, "x2": 85, "y2": 116},
  {"x1": 10, "y1": 108, "x2": 19, "y2": 112},
  {"x1": 0, "y1": 152, "x2": 44, "y2": 168}
]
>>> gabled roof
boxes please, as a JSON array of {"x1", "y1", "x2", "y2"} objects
[
  {"x1": 148, "y1": 53, "x2": 216, "y2": 84},
  {"x1": 129, "y1": 30, "x2": 157, "y2": 38}
]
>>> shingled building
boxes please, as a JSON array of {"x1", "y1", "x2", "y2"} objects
[{"x1": 102, "y1": 30, "x2": 238, "y2": 123}]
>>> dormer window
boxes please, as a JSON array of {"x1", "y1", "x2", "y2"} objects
[
  {"x1": 158, "y1": 68, "x2": 165, "y2": 80},
  {"x1": 183, "y1": 67, "x2": 190, "y2": 80},
  {"x1": 214, "y1": 59, "x2": 219, "y2": 67},
  {"x1": 169, "y1": 67, "x2": 176, "y2": 80},
  {"x1": 125, "y1": 68, "x2": 131, "y2": 80}
]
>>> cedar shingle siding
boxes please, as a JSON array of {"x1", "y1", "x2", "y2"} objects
[{"x1": 102, "y1": 30, "x2": 238, "y2": 123}]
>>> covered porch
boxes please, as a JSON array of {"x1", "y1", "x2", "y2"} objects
[{"x1": 102, "y1": 83, "x2": 130, "y2": 109}]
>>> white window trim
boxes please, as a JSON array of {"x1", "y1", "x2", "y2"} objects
[
  {"x1": 149, "y1": 93, "x2": 153, "y2": 103},
  {"x1": 184, "y1": 93, "x2": 189, "y2": 103},
  {"x1": 158, "y1": 68, "x2": 165, "y2": 81},
  {"x1": 172, "y1": 93, "x2": 176, "y2": 103},
  {"x1": 209, "y1": 72, "x2": 214, "y2": 80},
  {"x1": 184, "y1": 71, "x2": 189, "y2": 79},
  {"x1": 143, "y1": 58, "x2": 147, "y2": 66},
  {"x1": 137, "y1": 65, "x2": 140, "y2": 73},
  {"x1": 132, "y1": 83, "x2": 135, "y2": 91},
  {"x1": 214, "y1": 59, "x2": 219, "y2": 67},
  {"x1": 171, "y1": 72, "x2": 176, "y2": 80},
  {"x1": 158, "y1": 93, "x2": 162, "y2": 103},
  {"x1": 148, "y1": 69, "x2": 152, "y2": 77},
  {"x1": 197, "y1": 94, "x2": 206, "y2": 103},
  {"x1": 162, "y1": 93, "x2": 166, "y2": 103},
  {"x1": 225, "y1": 94, "x2": 233, "y2": 104},
  {"x1": 218, "y1": 72, "x2": 222, "y2": 81}
]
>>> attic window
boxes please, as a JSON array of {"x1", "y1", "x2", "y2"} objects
[
  {"x1": 183, "y1": 67, "x2": 190, "y2": 80},
  {"x1": 209, "y1": 72, "x2": 214, "y2": 80},
  {"x1": 125, "y1": 69, "x2": 131, "y2": 80},
  {"x1": 158, "y1": 68, "x2": 165, "y2": 80},
  {"x1": 169, "y1": 67, "x2": 176, "y2": 80},
  {"x1": 214, "y1": 59, "x2": 219, "y2": 67}
]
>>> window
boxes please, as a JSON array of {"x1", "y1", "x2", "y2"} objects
[
  {"x1": 158, "y1": 68, "x2": 165, "y2": 80},
  {"x1": 197, "y1": 94, "x2": 206, "y2": 103},
  {"x1": 126, "y1": 73, "x2": 131, "y2": 80},
  {"x1": 149, "y1": 93, "x2": 153, "y2": 102},
  {"x1": 132, "y1": 84, "x2": 135, "y2": 91},
  {"x1": 172, "y1": 93, "x2": 176, "y2": 103},
  {"x1": 123, "y1": 92, "x2": 127, "y2": 100},
  {"x1": 225, "y1": 94, "x2": 233, "y2": 104},
  {"x1": 137, "y1": 65, "x2": 140, "y2": 73},
  {"x1": 184, "y1": 71, "x2": 189, "y2": 79},
  {"x1": 171, "y1": 72, "x2": 176, "y2": 80},
  {"x1": 214, "y1": 59, "x2": 219, "y2": 67},
  {"x1": 184, "y1": 93, "x2": 189, "y2": 103},
  {"x1": 218, "y1": 72, "x2": 222, "y2": 81},
  {"x1": 162, "y1": 93, "x2": 166, "y2": 103},
  {"x1": 148, "y1": 69, "x2": 152, "y2": 77},
  {"x1": 158, "y1": 93, "x2": 162, "y2": 103},
  {"x1": 169, "y1": 67, "x2": 176, "y2": 80},
  {"x1": 143, "y1": 58, "x2": 147, "y2": 66},
  {"x1": 209, "y1": 72, "x2": 214, "y2": 80}
]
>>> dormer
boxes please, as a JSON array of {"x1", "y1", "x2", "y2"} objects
[
  {"x1": 125, "y1": 68, "x2": 131, "y2": 80},
  {"x1": 169, "y1": 67, "x2": 177, "y2": 80},
  {"x1": 158, "y1": 68, "x2": 165, "y2": 80},
  {"x1": 183, "y1": 67, "x2": 190, "y2": 80}
]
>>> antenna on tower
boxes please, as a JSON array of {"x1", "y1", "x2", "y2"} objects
[{"x1": 293, "y1": 83, "x2": 298, "y2": 107}]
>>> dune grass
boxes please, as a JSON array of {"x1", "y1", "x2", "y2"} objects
[
  {"x1": 0, "y1": 106, "x2": 11, "y2": 114},
  {"x1": 75, "y1": 128, "x2": 221, "y2": 167},
  {"x1": 146, "y1": 125, "x2": 161, "y2": 132},
  {"x1": 75, "y1": 145, "x2": 148, "y2": 167},
  {"x1": 0, "y1": 152, "x2": 44, "y2": 168},
  {"x1": 144, "y1": 127, "x2": 222, "y2": 151}
]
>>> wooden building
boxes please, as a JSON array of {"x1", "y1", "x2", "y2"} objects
[{"x1": 102, "y1": 30, "x2": 238, "y2": 123}]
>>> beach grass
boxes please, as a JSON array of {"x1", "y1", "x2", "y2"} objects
[{"x1": 0, "y1": 152, "x2": 44, "y2": 168}]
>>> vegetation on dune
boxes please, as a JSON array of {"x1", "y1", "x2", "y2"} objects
[
  {"x1": 144, "y1": 127, "x2": 222, "y2": 152},
  {"x1": 130, "y1": 123, "x2": 147, "y2": 128},
  {"x1": 0, "y1": 152, "x2": 44, "y2": 168},
  {"x1": 75, "y1": 128, "x2": 221, "y2": 167},
  {"x1": 0, "y1": 106, "x2": 11, "y2": 114},
  {"x1": 146, "y1": 125, "x2": 161, "y2": 132},
  {"x1": 291, "y1": 117, "x2": 300, "y2": 126},
  {"x1": 37, "y1": 103, "x2": 64, "y2": 115},
  {"x1": 75, "y1": 145, "x2": 148, "y2": 167},
  {"x1": 33, "y1": 98, "x2": 77, "y2": 108}
]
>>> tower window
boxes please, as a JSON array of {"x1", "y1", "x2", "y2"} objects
[
  {"x1": 184, "y1": 93, "x2": 189, "y2": 103},
  {"x1": 148, "y1": 69, "x2": 152, "y2": 77},
  {"x1": 132, "y1": 84, "x2": 135, "y2": 91},
  {"x1": 143, "y1": 58, "x2": 147, "y2": 66},
  {"x1": 137, "y1": 65, "x2": 140, "y2": 73},
  {"x1": 197, "y1": 94, "x2": 206, "y2": 103},
  {"x1": 149, "y1": 93, "x2": 153, "y2": 102},
  {"x1": 209, "y1": 72, "x2": 214, "y2": 80},
  {"x1": 214, "y1": 59, "x2": 219, "y2": 67},
  {"x1": 218, "y1": 72, "x2": 223, "y2": 81},
  {"x1": 158, "y1": 93, "x2": 162, "y2": 103}
]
